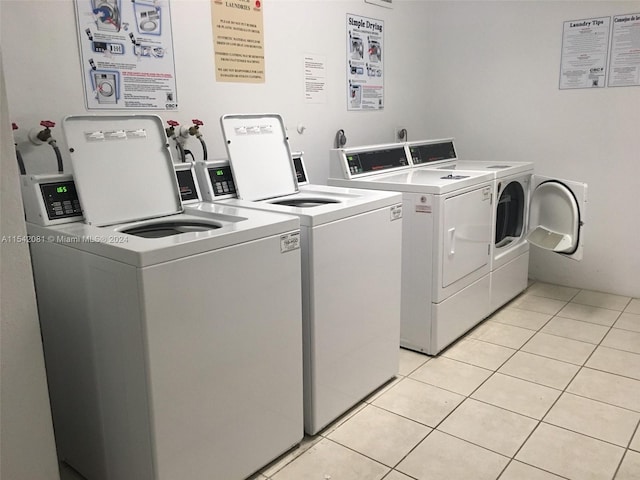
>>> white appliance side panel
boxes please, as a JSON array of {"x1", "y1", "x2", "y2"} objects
[
  {"x1": 490, "y1": 250, "x2": 530, "y2": 312},
  {"x1": 141, "y1": 234, "x2": 303, "y2": 480},
  {"x1": 399, "y1": 193, "x2": 435, "y2": 354},
  {"x1": 432, "y1": 274, "x2": 492, "y2": 354},
  {"x1": 440, "y1": 186, "x2": 493, "y2": 288},
  {"x1": 306, "y1": 206, "x2": 402, "y2": 434},
  {"x1": 29, "y1": 241, "x2": 154, "y2": 480}
]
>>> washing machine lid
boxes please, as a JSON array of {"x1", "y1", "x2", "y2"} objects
[
  {"x1": 220, "y1": 113, "x2": 297, "y2": 201},
  {"x1": 527, "y1": 175, "x2": 587, "y2": 261},
  {"x1": 63, "y1": 115, "x2": 180, "y2": 226}
]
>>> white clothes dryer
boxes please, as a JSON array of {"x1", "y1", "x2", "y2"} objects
[
  {"x1": 201, "y1": 114, "x2": 403, "y2": 435},
  {"x1": 27, "y1": 115, "x2": 304, "y2": 480},
  {"x1": 406, "y1": 138, "x2": 587, "y2": 311},
  {"x1": 330, "y1": 143, "x2": 495, "y2": 355}
]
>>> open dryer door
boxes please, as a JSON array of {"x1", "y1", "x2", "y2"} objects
[{"x1": 527, "y1": 175, "x2": 587, "y2": 261}]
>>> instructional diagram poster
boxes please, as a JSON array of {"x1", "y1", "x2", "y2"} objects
[
  {"x1": 559, "y1": 17, "x2": 610, "y2": 89},
  {"x1": 608, "y1": 13, "x2": 640, "y2": 87},
  {"x1": 75, "y1": 0, "x2": 178, "y2": 110},
  {"x1": 347, "y1": 14, "x2": 384, "y2": 110},
  {"x1": 211, "y1": 0, "x2": 265, "y2": 83}
]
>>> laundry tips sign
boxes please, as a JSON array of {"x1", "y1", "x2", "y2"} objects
[
  {"x1": 74, "y1": 0, "x2": 178, "y2": 110},
  {"x1": 347, "y1": 13, "x2": 384, "y2": 111}
]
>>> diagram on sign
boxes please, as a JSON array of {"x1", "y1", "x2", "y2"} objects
[{"x1": 75, "y1": 0, "x2": 178, "y2": 110}]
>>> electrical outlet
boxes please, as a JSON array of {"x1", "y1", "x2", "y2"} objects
[{"x1": 394, "y1": 126, "x2": 407, "y2": 142}]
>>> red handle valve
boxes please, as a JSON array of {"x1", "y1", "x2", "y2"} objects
[
  {"x1": 12, "y1": 122, "x2": 18, "y2": 130},
  {"x1": 192, "y1": 119, "x2": 204, "y2": 126},
  {"x1": 40, "y1": 120, "x2": 56, "y2": 129},
  {"x1": 167, "y1": 120, "x2": 180, "y2": 127}
]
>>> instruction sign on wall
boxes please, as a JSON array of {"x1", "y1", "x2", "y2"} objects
[
  {"x1": 608, "y1": 13, "x2": 640, "y2": 87},
  {"x1": 346, "y1": 14, "x2": 384, "y2": 110},
  {"x1": 74, "y1": 0, "x2": 178, "y2": 110},
  {"x1": 559, "y1": 17, "x2": 611, "y2": 89},
  {"x1": 211, "y1": 0, "x2": 265, "y2": 83}
]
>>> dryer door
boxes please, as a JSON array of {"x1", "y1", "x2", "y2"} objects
[{"x1": 527, "y1": 175, "x2": 587, "y2": 261}]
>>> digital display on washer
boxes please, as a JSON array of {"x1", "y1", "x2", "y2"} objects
[
  {"x1": 292, "y1": 156, "x2": 307, "y2": 184},
  {"x1": 208, "y1": 166, "x2": 237, "y2": 196},
  {"x1": 175, "y1": 169, "x2": 199, "y2": 202},
  {"x1": 410, "y1": 141, "x2": 457, "y2": 165},
  {"x1": 40, "y1": 181, "x2": 82, "y2": 220},
  {"x1": 346, "y1": 147, "x2": 408, "y2": 175}
]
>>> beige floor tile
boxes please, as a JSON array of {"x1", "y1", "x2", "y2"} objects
[
  {"x1": 372, "y1": 378, "x2": 464, "y2": 427},
  {"x1": 397, "y1": 348, "x2": 429, "y2": 376},
  {"x1": 363, "y1": 376, "x2": 404, "y2": 405},
  {"x1": 516, "y1": 423, "x2": 625, "y2": 480},
  {"x1": 557, "y1": 302, "x2": 621, "y2": 326},
  {"x1": 490, "y1": 307, "x2": 552, "y2": 331},
  {"x1": 522, "y1": 332, "x2": 596, "y2": 365},
  {"x1": 441, "y1": 338, "x2": 515, "y2": 371},
  {"x1": 572, "y1": 290, "x2": 631, "y2": 311},
  {"x1": 467, "y1": 321, "x2": 535, "y2": 349},
  {"x1": 316, "y1": 402, "x2": 367, "y2": 437},
  {"x1": 544, "y1": 393, "x2": 640, "y2": 447},
  {"x1": 499, "y1": 461, "x2": 565, "y2": 479},
  {"x1": 498, "y1": 351, "x2": 580, "y2": 390},
  {"x1": 615, "y1": 312, "x2": 640, "y2": 333},
  {"x1": 396, "y1": 430, "x2": 509, "y2": 480},
  {"x1": 586, "y1": 346, "x2": 640, "y2": 381},
  {"x1": 616, "y1": 450, "x2": 640, "y2": 480},
  {"x1": 327, "y1": 405, "x2": 430, "y2": 467},
  {"x1": 438, "y1": 398, "x2": 537, "y2": 456},
  {"x1": 526, "y1": 282, "x2": 580, "y2": 301},
  {"x1": 261, "y1": 435, "x2": 324, "y2": 477},
  {"x1": 510, "y1": 294, "x2": 567, "y2": 315},
  {"x1": 471, "y1": 373, "x2": 560, "y2": 419},
  {"x1": 630, "y1": 427, "x2": 640, "y2": 451},
  {"x1": 601, "y1": 328, "x2": 640, "y2": 355},
  {"x1": 567, "y1": 368, "x2": 640, "y2": 412},
  {"x1": 541, "y1": 316, "x2": 610, "y2": 345},
  {"x1": 383, "y1": 471, "x2": 414, "y2": 480},
  {"x1": 409, "y1": 356, "x2": 492, "y2": 396},
  {"x1": 625, "y1": 298, "x2": 640, "y2": 315},
  {"x1": 270, "y1": 438, "x2": 389, "y2": 480}
]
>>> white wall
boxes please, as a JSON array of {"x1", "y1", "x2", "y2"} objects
[
  {"x1": 421, "y1": 0, "x2": 640, "y2": 297},
  {"x1": 0, "y1": 47, "x2": 60, "y2": 480}
]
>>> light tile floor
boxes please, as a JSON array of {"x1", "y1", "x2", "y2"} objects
[{"x1": 60, "y1": 282, "x2": 640, "y2": 480}]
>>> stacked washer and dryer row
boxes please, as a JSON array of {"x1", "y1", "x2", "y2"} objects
[{"x1": 329, "y1": 139, "x2": 587, "y2": 355}]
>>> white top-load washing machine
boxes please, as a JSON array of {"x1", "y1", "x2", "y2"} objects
[
  {"x1": 25, "y1": 115, "x2": 304, "y2": 480},
  {"x1": 329, "y1": 143, "x2": 495, "y2": 355},
  {"x1": 200, "y1": 114, "x2": 403, "y2": 435},
  {"x1": 406, "y1": 138, "x2": 587, "y2": 311}
]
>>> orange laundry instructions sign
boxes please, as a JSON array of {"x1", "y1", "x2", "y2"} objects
[{"x1": 211, "y1": 0, "x2": 265, "y2": 83}]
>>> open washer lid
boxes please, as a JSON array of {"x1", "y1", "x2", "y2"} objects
[
  {"x1": 63, "y1": 115, "x2": 180, "y2": 226},
  {"x1": 220, "y1": 114, "x2": 297, "y2": 201}
]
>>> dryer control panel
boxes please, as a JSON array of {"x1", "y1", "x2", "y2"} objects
[
  {"x1": 408, "y1": 140, "x2": 457, "y2": 166},
  {"x1": 345, "y1": 146, "x2": 409, "y2": 175}
]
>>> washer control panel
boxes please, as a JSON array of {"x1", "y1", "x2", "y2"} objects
[
  {"x1": 40, "y1": 181, "x2": 82, "y2": 220},
  {"x1": 175, "y1": 168, "x2": 199, "y2": 202},
  {"x1": 208, "y1": 165, "x2": 236, "y2": 197}
]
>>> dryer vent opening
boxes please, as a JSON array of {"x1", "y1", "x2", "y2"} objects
[{"x1": 495, "y1": 181, "x2": 525, "y2": 248}]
